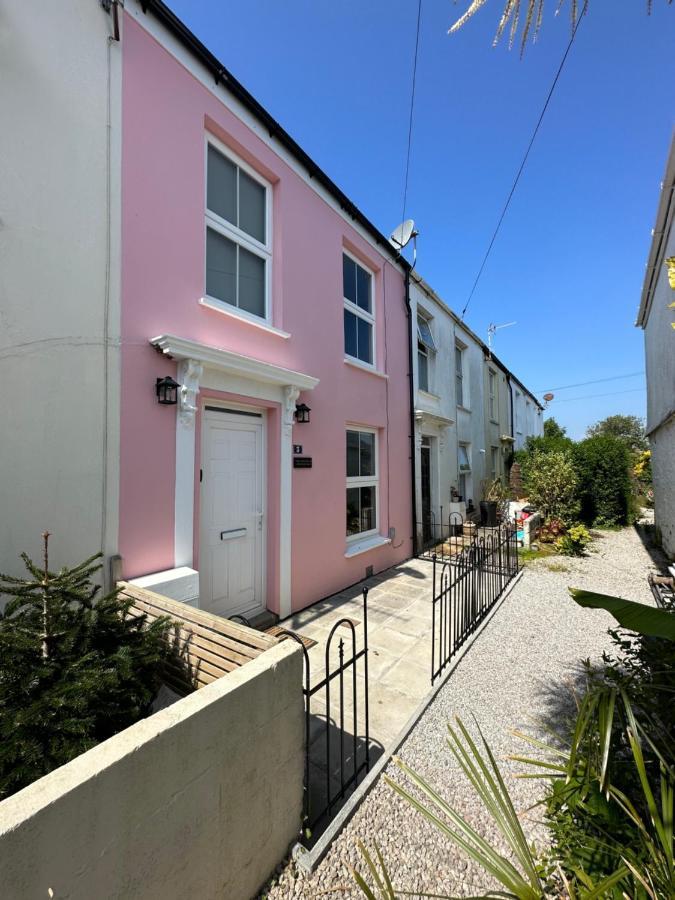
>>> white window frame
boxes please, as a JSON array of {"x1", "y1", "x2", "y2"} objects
[
  {"x1": 458, "y1": 442, "x2": 471, "y2": 502},
  {"x1": 417, "y1": 341, "x2": 430, "y2": 393},
  {"x1": 417, "y1": 311, "x2": 435, "y2": 394},
  {"x1": 490, "y1": 446, "x2": 499, "y2": 482},
  {"x1": 343, "y1": 250, "x2": 376, "y2": 369},
  {"x1": 515, "y1": 390, "x2": 522, "y2": 433},
  {"x1": 455, "y1": 343, "x2": 465, "y2": 408},
  {"x1": 204, "y1": 135, "x2": 273, "y2": 324},
  {"x1": 346, "y1": 425, "x2": 379, "y2": 542},
  {"x1": 488, "y1": 368, "x2": 498, "y2": 421}
]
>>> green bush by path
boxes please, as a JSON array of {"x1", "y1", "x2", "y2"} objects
[
  {"x1": 522, "y1": 448, "x2": 580, "y2": 525},
  {"x1": 573, "y1": 435, "x2": 633, "y2": 527}
]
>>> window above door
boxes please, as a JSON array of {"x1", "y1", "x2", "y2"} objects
[
  {"x1": 204, "y1": 138, "x2": 272, "y2": 324},
  {"x1": 343, "y1": 252, "x2": 375, "y2": 367}
]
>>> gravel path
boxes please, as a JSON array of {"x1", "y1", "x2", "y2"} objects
[{"x1": 261, "y1": 524, "x2": 659, "y2": 898}]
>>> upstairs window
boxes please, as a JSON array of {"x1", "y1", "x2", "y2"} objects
[
  {"x1": 343, "y1": 253, "x2": 374, "y2": 366},
  {"x1": 346, "y1": 428, "x2": 378, "y2": 538},
  {"x1": 205, "y1": 141, "x2": 271, "y2": 321},
  {"x1": 488, "y1": 369, "x2": 497, "y2": 420},
  {"x1": 455, "y1": 344, "x2": 464, "y2": 407},
  {"x1": 515, "y1": 391, "x2": 522, "y2": 432},
  {"x1": 417, "y1": 313, "x2": 435, "y2": 393}
]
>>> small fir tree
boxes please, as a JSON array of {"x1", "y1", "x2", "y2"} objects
[{"x1": 0, "y1": 533, "x2": 170, "y2": 799}]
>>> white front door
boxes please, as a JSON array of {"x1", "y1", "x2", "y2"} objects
[{"x1": 200, "y1": 405, "x2": 265, "y2": 619}]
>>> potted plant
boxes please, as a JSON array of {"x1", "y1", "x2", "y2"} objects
[{"x1": 479, "y1": 478, "x2": 503, "y2": 527}]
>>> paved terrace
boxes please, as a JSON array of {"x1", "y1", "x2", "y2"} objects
[{"x1": 282, "y1": 558, "x2": 435, "y2": 752}]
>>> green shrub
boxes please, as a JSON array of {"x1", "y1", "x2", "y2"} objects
[
  {"x1": 573, "y1": 435, "x2": 633, "y2": 526},
  {"x1": 542, "y1": 604, "x2": 675, "y2": 894},
  {"x1": 0, "y1": 538, "x2": 170, "y2": 799},
  {"x1": 555, "y1": 524, "x2": 592, "y2": 556},
  {"x1": 523, "y1": 448, "x2": 580, "y2": 525}
]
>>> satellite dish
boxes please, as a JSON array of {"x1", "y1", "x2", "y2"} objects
[
  {"x1": 390, "y1": 219, "x2": 416, "y2": 249},
  {"x1": 543, "y1": 392, "x2": 554, "y2": 402}
]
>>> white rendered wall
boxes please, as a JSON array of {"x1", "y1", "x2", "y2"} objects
[
  {"x1": 0, "y1": 640, "x2": 304, "y2": 900},
  {"x1": 0, "y1": 1, "x2": 121, "y2": 580},
  {"x1": 410, "y1": 279, "x2": 458, "y2": 541},
  {"x1": 454, "y1": 322, "x2": 486, "y2": 508},
  {"x1": 643, "y1": 219, "x2": 675, "y2": 557}
]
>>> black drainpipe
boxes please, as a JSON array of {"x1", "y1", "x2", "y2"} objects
[{"x1": 405, "y1": 268, "x2": 418, "y2": 556}]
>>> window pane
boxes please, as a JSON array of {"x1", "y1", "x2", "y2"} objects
[
  {"x1": 356, "y1": 265, "x2": 372, "y2": 313},
  {"x1": 343, "y1": 254, "x2": 357, "y2": 304},
  {"x1": 206, "y1": 227, "x2": 236, "y2": 306},
  {"x1": 418, "y1": 316, "x2": 435, "y2": 350},
  {"x1": 357, "y1": 316, "x2": 373, "y2": 364},
  {"x1": 239, "y1": 169, "x2": 266, "y2": 243},
  {"x1": 207, "y1": 145, "x2": 237, "y2": 225},
  {"x1": 344, "y1": 309, "x2": 358, "y2": 358},
  {"x1": 359, "y1": 432, "x2": 375, "y2": 477},
  {"x1": 346, "y1": 487, "x2": 360, "y2": 536},
  {"x1": 418, "y1": 346, "x2": 428, "y2": 392},
  {"x1": 455, "y1": 346, "x2": 462, "y2": 375},
  {"x1": 346, "y1": 431, "x2": 360, "y2": 477},
  {"x1": 360, "y1": 486, "x2": 376, "y2": 532},
  {"x1": 238, "y1": 245, "x2": 265, "y2": 318},
  {"x1": 456, "y1": 372, "x2": 463, "y2": 407}
]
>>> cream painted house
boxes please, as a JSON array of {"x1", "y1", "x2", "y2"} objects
[{"x1": 0, "y1": 0, "x2": 121, "y2": 581}]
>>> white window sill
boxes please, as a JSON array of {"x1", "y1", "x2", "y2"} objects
[
  {"x1": 344, "y1": 358, "x2": 388, "y2": 379},
  {"x1": 199, "y1": 297, "x2": 291, "y2": 339},
  {"x1": 419, "y1": 389, "x2": 441, "y2": 401},
  {"x1": 344, "y1": 534, "x2": 391, "y2": 558},
  {"x1": 457, "y1": 405, "x2": 472, "y2": 414}
]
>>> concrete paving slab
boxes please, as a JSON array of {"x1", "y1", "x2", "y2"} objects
[{"x1": 279, "y1": 560, "x2": 436, "y2": 753}]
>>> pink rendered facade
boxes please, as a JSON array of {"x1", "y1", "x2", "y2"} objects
[{"x1": 118, "y1": 10, "x2": 412, "y2": 618}]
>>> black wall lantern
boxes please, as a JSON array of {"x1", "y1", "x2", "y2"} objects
[
  {"x1": 294, "y1": 402, "x2": 311, "y2": 424},
  {"x1": 156, "y1": 376, "x2": 180, "y2": 405}
]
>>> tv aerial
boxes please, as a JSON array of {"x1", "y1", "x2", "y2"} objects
[
  {"x1": 390, "y1": 219, "x2": 419, "y2": 268},
  {"x1": 487, "y1": 321, "x2": 516, "y2": 355}
]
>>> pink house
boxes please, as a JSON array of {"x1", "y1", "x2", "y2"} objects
[{"x1": 118, "y1": 2, "x2": 413, "y2": 620}]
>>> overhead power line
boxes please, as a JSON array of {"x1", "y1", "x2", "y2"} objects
[
  {"x1": 550, "y1": 387, "x2": 645, "y2": 404},
  {"x1": 401, "y1": 0, "x2": 423, "y2": 227},
  {"x1": 460, "y1": 3, "x2": 587, "y2": 320},
  {"x1": 536, "y1": 370, "x2": 645, "y2": 394}
]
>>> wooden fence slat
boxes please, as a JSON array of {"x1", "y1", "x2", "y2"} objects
[
  {"x1": 120, "y1": 580, "x2": 278, "y2": 693},
  {"x1": 119, "y1": 583, "x2": 277, "y2": 651}
]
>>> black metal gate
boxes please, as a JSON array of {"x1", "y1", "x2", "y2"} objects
[
  {"x1": 431, "y1": 520, "x2": 518, "y2": 683},
  {"x1": 420, "y1": 507, "x2": 467, "y2": 561},
  {"x1": 277, "y1": 586, "x2": 371, "y2": 843}
]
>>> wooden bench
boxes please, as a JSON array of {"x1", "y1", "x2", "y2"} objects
[{"x1": 118, "y1": 582, "x2": 279, "y2": 695}]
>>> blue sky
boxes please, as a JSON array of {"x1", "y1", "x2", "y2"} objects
[{"x1": 168, "y1": 0, "x2": 674, "y2": 438}]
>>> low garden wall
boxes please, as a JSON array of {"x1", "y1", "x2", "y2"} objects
[{"x1": 0, "y1": 639, "x2": 304, "y2": 900}]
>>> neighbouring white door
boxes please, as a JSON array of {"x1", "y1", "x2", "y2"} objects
[{"x1": 199, "y1": 406, "x2": 265, "y2": 619}]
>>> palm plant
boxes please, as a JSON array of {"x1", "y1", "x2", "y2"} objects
[
  {"x1": 448, "y1": 1, "x2": 671, "y2": 56},
  {"x1": 351, "y1": 717, "x2": 629, "y2": 898},
  {"x1": 351, "y1": 590, "x2": 675, "y2": 898}
]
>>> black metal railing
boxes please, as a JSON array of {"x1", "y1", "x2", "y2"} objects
[
  {"x1": 431, "y1": 518, "x2": 519, "y2": 684},
  {"x1": 277, "y1": 586, "x2": 371, "y2": 843},
  {"x1": 419, "y1": 508, "x2": 468, "y2": 561}
]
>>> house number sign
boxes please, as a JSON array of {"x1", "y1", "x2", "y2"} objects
[{"x1": 293, "y1": 457, "x2": 312, "y2": 469}]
